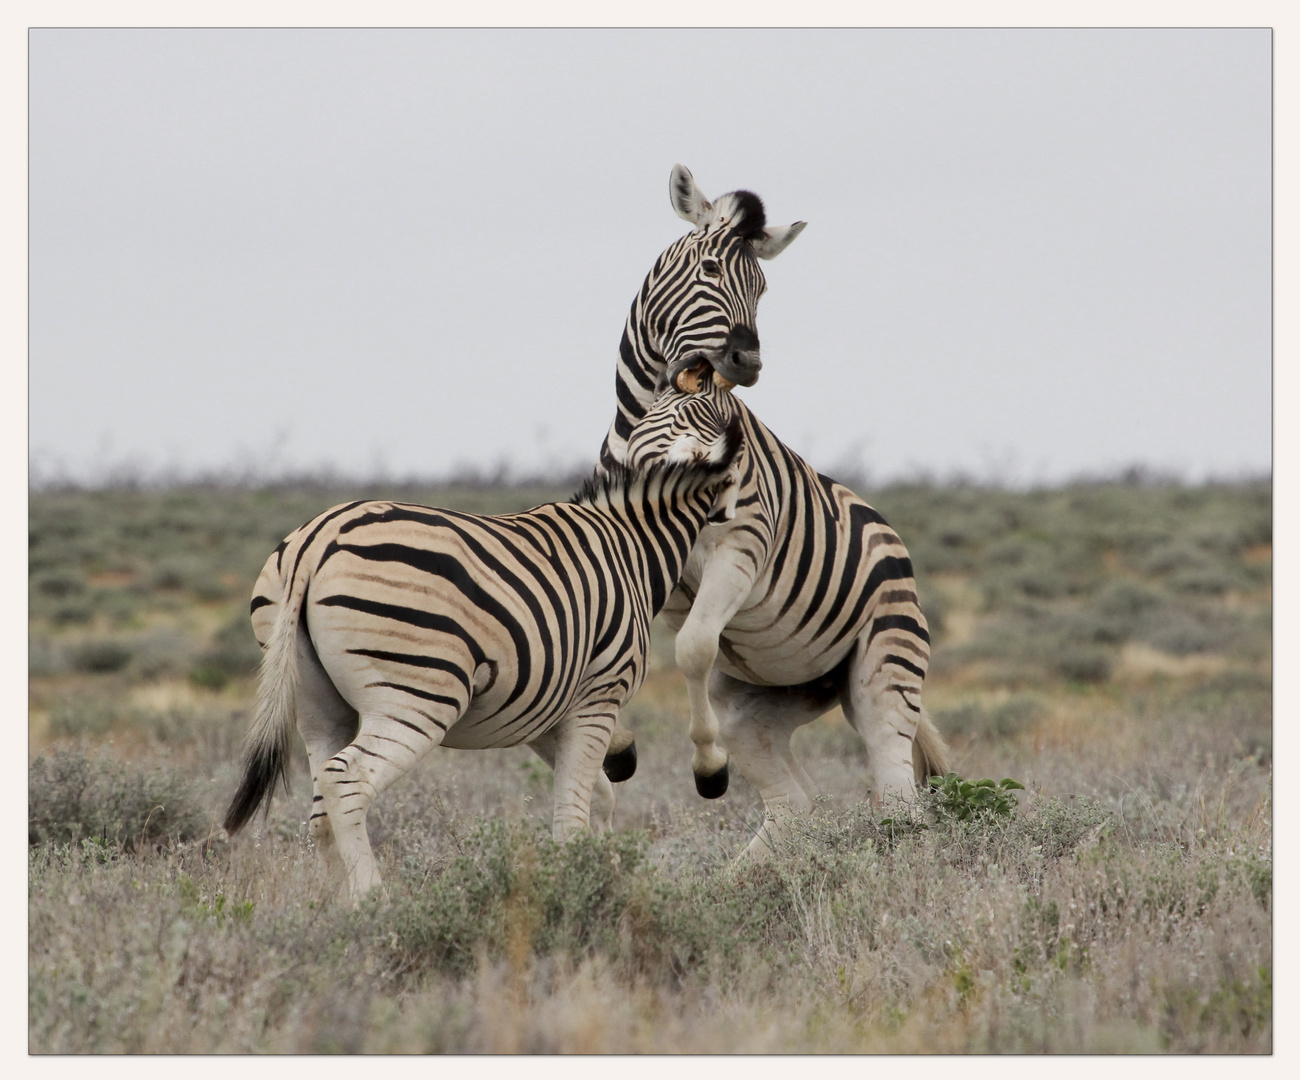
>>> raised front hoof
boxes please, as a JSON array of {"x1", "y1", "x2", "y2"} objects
[
  {"x1": 602, "y1": 741, "x2": 638, "y2": 783},
  {"x1": 694, "y1": 763, "x2": 729, "y2": 800}
]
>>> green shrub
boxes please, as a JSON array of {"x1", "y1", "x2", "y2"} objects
[
  {"x1": 1054, "y1": 645, "x2": 1113, "y2": 684},
  {"x1": 935, "y1": 696, "x2": 1045, "y2": 740},
  {"x1": 28, "y1": 749, "x2": 212, "y2": 851},
  {"x1": 928, "y1": 773, "x2": 1025, "y2": 822},
  {"x1": 32, "y1": 569, "x2": 86, "y2": 598},
  {"x1": 380, "y1": 820, "x2": 663, "y2": 978},
  {"x1": 48, "y1": 696, "x2": 128, "y2": 738},
  {"x1": 190, "y1": 614, "x2": 263, "y2": 688},
  {"x1": 69, "y1": 639, "x2": 135, "y2": 674},
  {"x1": 49, "y1": 601, "x2": 94, "y2": 626}
]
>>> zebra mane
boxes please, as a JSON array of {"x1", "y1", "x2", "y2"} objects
[
  {"x1": 717, "y1": 190, "x2": 767, "y2": 241},
  {"x1": 574, "y1": 418, "x2": 742, "y2": 507}
]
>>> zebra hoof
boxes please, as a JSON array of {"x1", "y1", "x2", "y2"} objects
[
  {"x1": 602, "y1": 741, "x2": 637, "y2": 783},
  {"x1": 694, "y1": 764, "x2": 729, "y2": 800}
]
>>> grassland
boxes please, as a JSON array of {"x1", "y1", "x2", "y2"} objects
[{"x1": 28, "y1": 475, "x2": 1271, "y2": 1053}]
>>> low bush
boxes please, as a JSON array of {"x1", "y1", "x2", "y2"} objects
[
  {"x1": 68, "y1": 639, "x2": 135, "y2": 674},
  {"x1": 936, "y1": 696, "x2": 1045, "y2": 740},
  {"x1": 928, "y1": 773, "x2": 1025, "y2": 822},
  {"x1": 28, "y1": 749, "x2": 213, "y2": 851}
]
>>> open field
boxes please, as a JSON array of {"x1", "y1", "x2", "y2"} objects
[{"x1": 29, "y1": 477, "x2": 1271, "y2": 1053}]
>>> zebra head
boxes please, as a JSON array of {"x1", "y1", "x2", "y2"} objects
[
  {"x1": 625, "y1": 379, "x2": 745, "y2": 522},
  {"x1": 653, "y1": 164, "x2": 806, "y2": 394}
]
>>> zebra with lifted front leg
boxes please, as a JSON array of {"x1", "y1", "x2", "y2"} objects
[
  {"x1": 224, "y1": 420, "x2": 739, "y2": 903},
  {"x1": 603, "y1": 166, "x2": 948, "y2": 857}
]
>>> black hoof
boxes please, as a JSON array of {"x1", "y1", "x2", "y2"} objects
[
  {"x1": 694, "y1": 764, "x2": 729, "y2": 799},
  {"x1": 602, "y1": 741, "x2": 637, "y2": 783}
]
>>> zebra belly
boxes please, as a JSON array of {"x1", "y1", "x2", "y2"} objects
[
  {"x1": 440, "y1": 692, "x2": 573, "y2": 749},
  {"x1": 712, "y1": 626, "x2": 859, "y2": 687}
]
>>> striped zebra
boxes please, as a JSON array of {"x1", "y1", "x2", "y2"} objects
[
  {"x1": 605, "y1": 167, "x2": 948, "y2": 856},
  {"x1": 223, "y1": 424, "x2": 740, "y2": 902}
]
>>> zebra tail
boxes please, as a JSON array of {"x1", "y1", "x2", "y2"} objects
[
  {"x1": 223, "y1": 571, "x2": 306, "y2": 835},
  {"x1": 911, "y1": 708, "x2": 951, "y2": 788}
]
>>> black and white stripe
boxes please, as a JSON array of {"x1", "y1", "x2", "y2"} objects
[
  {"x1": 600, "y1": 164, "x2": 805, "y2": 469},
  {"x1": 605, "y1": 168, "x2": 948, "y2": 857},
  {"x1": 224, "y1": 434, "x2": 738, "y2": 902}
]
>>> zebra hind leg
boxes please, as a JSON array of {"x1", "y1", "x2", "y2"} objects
[
  {"x1": 709, "y1": 670, "x2": 837, "y2": 860},
  {"x1": 841, "y1": 629, "x2": 930, "y2": 805},
  {"x1": 319, "y1": 708, "x2": 453, "y2": 904},
  {"x1": 290, "y1": 624, "x2": 359, "y2": 886}
]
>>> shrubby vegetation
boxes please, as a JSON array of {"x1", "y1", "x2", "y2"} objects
[{"x1": 29, "y1": 476, "x2": 1270, "y2": 1053}]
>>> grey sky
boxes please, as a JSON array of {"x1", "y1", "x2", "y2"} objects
[{"x1": 29, "y1": 28, "x2": 1271, "y2": 487}]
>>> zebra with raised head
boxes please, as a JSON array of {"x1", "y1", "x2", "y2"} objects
[
  {"x1": 600, "y1": 166, "x2": 806, "y2": 469},
  {"x1": 604, "y1": 166, "x2": 948, "y2": 856},
  {"x1": 224, "y1": 419, "x2": 740, "y2": 903}
]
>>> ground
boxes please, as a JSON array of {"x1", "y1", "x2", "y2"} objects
[{"x1": 28, "y1": 476, "x2": 1271, "y2": 1053}]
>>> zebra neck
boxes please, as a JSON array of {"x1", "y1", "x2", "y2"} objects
[
  {"x1": 595, "y1": 481, "x2": 708, "y2": 609},
  {"x1": 600, "y1": 307, "x2": 665, "y2": 469}
]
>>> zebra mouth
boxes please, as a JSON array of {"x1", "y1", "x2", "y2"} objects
[
  {"x1": 668, "y1": 354, "x2": 749, "y2": 394},
  {"x1": 674, "y1": 362, "x2": 736, "y2": 395}
]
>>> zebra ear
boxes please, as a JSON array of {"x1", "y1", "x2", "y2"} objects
[
  {"x1": 670, "y1": 164, "x2": 713, "y2": 227},
  {"x1": 751, "y1": 221, "x2": 807, "y2": 260}
]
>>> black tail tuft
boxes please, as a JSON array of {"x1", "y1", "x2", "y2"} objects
[{"x1": 222, "y1": 743, "x2": 289, "y2": 835}]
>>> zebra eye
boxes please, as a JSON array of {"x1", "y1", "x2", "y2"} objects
[{"x1": 700, "y1": 257, "x2": 722, "y2": 277}]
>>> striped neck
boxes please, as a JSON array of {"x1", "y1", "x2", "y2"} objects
[
  {"x1": 601, "y1": 298, "x2": 667, "y2": 467},
  {"x1": 575, "y1": 464, "x2": 716, "y2": 613}
]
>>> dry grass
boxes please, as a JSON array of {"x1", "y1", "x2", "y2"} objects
[{"x1": 28, "y1": 478, "x2": 1271, "y2": 1054}]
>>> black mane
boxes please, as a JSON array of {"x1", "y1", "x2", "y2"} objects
[{"x1": 727, "y1": 190, "x2": 767, "y2": 241}]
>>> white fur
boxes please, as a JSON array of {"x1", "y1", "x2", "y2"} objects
[
  {"x1": 752, "y1": 221, "x2": 807, "y2": 260},
  {"x1": 670, "y1": 163, "x2": 713, "y2": 226}
]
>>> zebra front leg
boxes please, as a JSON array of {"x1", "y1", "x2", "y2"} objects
[
  {"x1": 531, "y1": 729, "x2": 618, "y2": 834},
  {"x1": 673, "y1": 560, "x2": 756, "y2": 798},
  {"x1": 543, "y1": 706, "x2": 618, "y2": 841}
]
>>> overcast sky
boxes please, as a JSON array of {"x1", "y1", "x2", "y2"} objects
[{"x1": 29, "y1": 28, "x2": 1271, "y2": 487}]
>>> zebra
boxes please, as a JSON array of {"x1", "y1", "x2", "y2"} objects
[
  {"x1": 604, "y1": 167, "x2": 948, "y2": 857},
  {"x1": 223, "y1": 420, "x2": 740, "y2": 903},
  {"x1": 600, "y1": 166, "x2": 806, "y2": 469}
]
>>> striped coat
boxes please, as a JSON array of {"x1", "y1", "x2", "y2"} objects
[
  {"x1": 600, "y1": 167, "x2": 947, "y2": 855},
  {"x1": 225, "y1": 430, "x2": 738, "y2": 902}
]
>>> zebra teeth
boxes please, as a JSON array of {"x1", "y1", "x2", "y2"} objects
[
  {"x1": 675, "y1": 367, "x2": 704, "y2": 394},
  {"x1": 713, "y1": 372, "x2": 736, "y2": 392}
]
